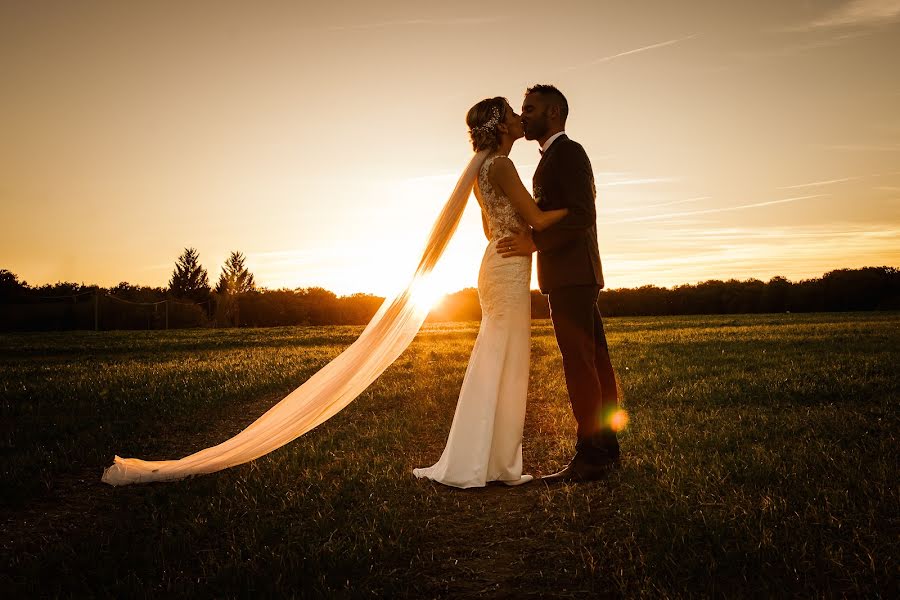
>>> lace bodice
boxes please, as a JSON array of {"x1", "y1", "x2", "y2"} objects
[{"x1": 477, "y1": 155, "x2": 527, "y2": 240}]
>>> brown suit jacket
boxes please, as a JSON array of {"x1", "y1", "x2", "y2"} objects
[{"x1": 532, "y1": 134, "x2": 604, "y2": 293}]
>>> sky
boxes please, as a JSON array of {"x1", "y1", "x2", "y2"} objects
[{"x1": 2, "y1": 0, "x2": 899, "y2": 296}]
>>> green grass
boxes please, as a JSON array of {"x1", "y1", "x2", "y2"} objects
[{"x1": 1, "y1": 313, "x2": 897, "y2": 597}]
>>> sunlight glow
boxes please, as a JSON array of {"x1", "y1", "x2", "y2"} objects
[{"x1": 409, "y1": 275, "x2": 447, "y2": 316}]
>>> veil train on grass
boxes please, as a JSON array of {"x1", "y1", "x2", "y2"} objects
[{"x1": 101, "y1": 149, "x2": 490, "y2": 485}]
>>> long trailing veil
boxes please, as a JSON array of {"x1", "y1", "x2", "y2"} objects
[{"x1": 101, "y1": 149, "x2": 490, "y2": 485}]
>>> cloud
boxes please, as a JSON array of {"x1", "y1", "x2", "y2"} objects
[
  {"x1": 737, "y1": 30, "x2": 868, "y2": 59},
  {"x1": 564, "y1": 35, "x2": 698, "y2": 71},
  {"x1": 595, "y1": 170, "x2": 683, "y2": 187},
  {"x1": 602, "y1": 222, "x2": 900, "y2": 289},
  {"x1": 600, "y1": 177, "x2": 683, "y2": 187},
  {"x1": 608, "y1": 194, "x2": 826, "y2": 224},
  {"x1": 605, "y1": 196, "x2": 710, "y2": 215},
  {"x1": 793, "y1": 0, "x2": 900, "y2": 30},
  {"x1": 629, "y1": 224, "x2": 899, "y2": 243}
]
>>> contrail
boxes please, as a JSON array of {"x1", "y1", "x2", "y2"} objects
[
  {"x1": 581, "y1": 34, "x2": 698, "y2": 67},
  {"x1": 778, "y1": 176, "x2": 865, "y2": 189}
]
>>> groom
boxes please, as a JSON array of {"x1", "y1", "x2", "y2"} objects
[{"x1": 497, "y1": 84, "x2": 620, "y2": 482}]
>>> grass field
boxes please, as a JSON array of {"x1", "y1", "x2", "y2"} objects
[{"x1": 1, "y1": 313, "x2": 898, "y2": 597}]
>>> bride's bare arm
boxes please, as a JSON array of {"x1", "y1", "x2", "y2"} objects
[{"x1": 489, "y1": 157, "x2": 568, "y2": 232}]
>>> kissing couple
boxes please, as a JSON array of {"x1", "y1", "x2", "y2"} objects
[
  {"x1": 101, "y1": 85, "x2": 622, "y2": 487},
  {"x1": 413, "y1": 84, "x2": 621, "y2": 486}
]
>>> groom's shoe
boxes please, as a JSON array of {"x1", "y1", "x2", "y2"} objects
[
  {"x1": 541, "y1": 455, "x2": 619, "y2": 483},
  {"x1": 539, "y1": 463, "x2": 579, "y2": 483}
]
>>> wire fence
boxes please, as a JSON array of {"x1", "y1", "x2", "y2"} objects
[{"x1": 1, "y1": 291, "x2": 214, "y2": 331}]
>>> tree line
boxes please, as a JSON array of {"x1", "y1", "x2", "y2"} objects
[
  {"x1": 429, "y1": 266, "x2": 899, "y2": 320},
  {"x1": 0, "y1": 248, "x2": 387, "y2": 331},
  {"x1": 1, "y1": 248, "x2": 897, "y2": 331}
]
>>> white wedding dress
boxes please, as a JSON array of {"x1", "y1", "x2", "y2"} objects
[{"x1": 413, "y1": 155, "x2": 533, "y2": 488}]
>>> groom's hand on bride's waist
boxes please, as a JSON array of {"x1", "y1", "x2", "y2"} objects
[{"x1": 497, "y1": 228, "x2": 537, "y2": 258}]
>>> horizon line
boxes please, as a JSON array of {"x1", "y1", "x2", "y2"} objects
[{"x1": 7, "y1": 264, "x2": 897, "y2": 300}]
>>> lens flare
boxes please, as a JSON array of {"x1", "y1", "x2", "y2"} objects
[{"x1": 608, "y1": 408, "x2": 629, "y2": 432}]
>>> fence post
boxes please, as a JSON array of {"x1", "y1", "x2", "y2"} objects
[
  {"x1": 165, "y1": 300, "x2": 169, "y2": 330},
  {"x1": 95, "y1": 290, "x2": 99, "y2": 331}
]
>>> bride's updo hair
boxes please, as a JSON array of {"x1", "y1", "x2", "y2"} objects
[{"x1": 466, "y1": 97, "x2": 507, "y2": 152}]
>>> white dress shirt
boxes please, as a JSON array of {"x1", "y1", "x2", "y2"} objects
[{"x1": 541, "y1": 131, "x2": 566, "y2": 154}]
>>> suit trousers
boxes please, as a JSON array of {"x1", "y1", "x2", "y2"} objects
[{"x1": 547, "y1": 285, "x2": 620, "y2": 461}]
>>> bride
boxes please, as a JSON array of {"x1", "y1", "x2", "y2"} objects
[
  {"x1": 101, "y1": 97, "x2": 565, "y2": 487},
  {"x1": 413, "y1": 97, "x2": 567, "y2": 488}
]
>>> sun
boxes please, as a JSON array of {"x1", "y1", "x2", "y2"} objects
[{"x1": 409, "y1": 274, "x2": 447, "y2": 315}]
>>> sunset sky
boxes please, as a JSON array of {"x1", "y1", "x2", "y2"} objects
[{"x1": 2, "y1": 0, "x2": 899, "y2": 297}]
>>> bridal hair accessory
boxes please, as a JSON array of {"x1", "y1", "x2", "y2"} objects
[{"x1": 471, "y1": 106, "x2": 501, "y2": 135}]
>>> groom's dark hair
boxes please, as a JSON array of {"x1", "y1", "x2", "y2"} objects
[{"x1": 526, "y1": 84, "x2": 569, "y2": 123}]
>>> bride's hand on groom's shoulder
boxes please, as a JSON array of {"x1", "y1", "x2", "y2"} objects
[{"x1": 497, "y1": 228, "x2": 536, "y2": 258}]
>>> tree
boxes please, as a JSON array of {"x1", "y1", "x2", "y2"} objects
[
  {"x1": 214, "y1": 251, "x2": 256, "y2": 326},
  {"x1": 168, "y1": 247, "x2": 210, "y2": 302},
  {"x1": 763, "y1": 276, "x2": 790, "y2": 312},
  {"x1": 215, "y1": 251, "x2": 256, "y2": 295},
  {"x1": 0, "y1": 269, "x2": 27, "y2": 301}
]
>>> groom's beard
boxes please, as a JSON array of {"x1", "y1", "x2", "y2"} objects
[{"x1": 524, "y1": 120, "x2": 548, "y2": 141}]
